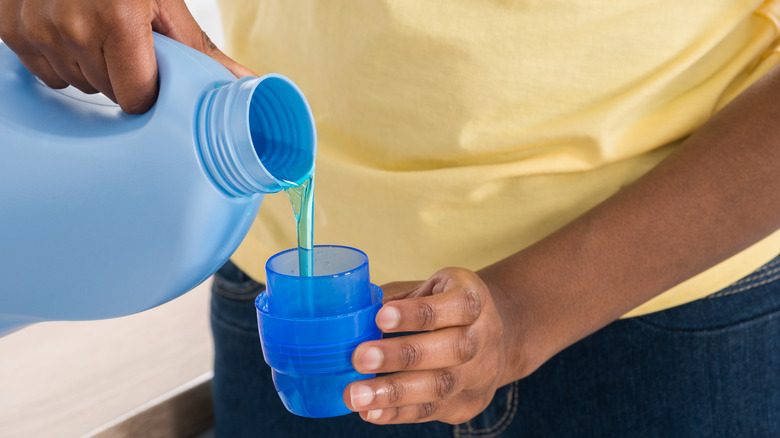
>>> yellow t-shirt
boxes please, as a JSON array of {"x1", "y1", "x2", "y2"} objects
[{"x1": 218, "y1": 0, "x2": 780, "y2": 317}]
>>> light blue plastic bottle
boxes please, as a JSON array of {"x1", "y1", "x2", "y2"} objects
[{"x1": 0, "y1": 34, "x2": 316, "y2": 336}]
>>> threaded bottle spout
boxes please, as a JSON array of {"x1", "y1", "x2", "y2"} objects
[{"x1": 198, "y1": 75, "x2": 316, "y2": 197}]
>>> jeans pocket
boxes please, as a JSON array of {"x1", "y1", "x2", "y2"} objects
[
  {"x1": 633, "y1": 256, "x2": 780, "y2": 333},
  {"x1": 453, "y1": 382, "x2": 520, "y2": 438}
]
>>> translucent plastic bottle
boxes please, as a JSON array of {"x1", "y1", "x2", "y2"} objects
[{"x1": 0, "y1": 34, "x2": 316, "y2": 336}]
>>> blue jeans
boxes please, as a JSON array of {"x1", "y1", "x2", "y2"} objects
[{"x1": 210, "y1": 255, "x2": 780, "y2": 437}]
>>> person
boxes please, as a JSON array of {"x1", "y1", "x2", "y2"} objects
[{"x1": 2, "y1": 0, "x2": 779, "y2": 436}]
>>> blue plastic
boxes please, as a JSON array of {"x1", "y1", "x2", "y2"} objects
[
  {"x1": 256, "y1": 245, "x2": 383, "y2": 418},
  {"x1": 266, "y1": 245, "x2": 373, "y2": 317},
  {"x1": 0, "y1": 33, "x2": 316, "y2": 336}
]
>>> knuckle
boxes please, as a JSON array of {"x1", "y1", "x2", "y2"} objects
[
  {"x1": 384, "y1": 378, "x2": 405, "y2": 404},
  {"x1": 101, "y1": 1, "x2": 148, "y2": 27},
  {"x1": 445, "y1": 397, "x2": 487, "y2": 424},
  {"x1": 388, "y1": 406, "x2": 402, "y2": 422},
  {"x1": 433, "y1": 369, "x2": 457, "y2": 399},
  {"x1": 470, "y1": 394, "x2": 493, "y2": 417},
  {"x1": 447, "y1": 411, "x2": 475, "y2": 425},
  {"x1": 417, "y1": 302, "x2": 437, "y2": 328},
  {"x1": 445, "y1": 412, "x2": 467, "y2": 425},
  {"x1": 55, "y1": 16, "x2": 92, "y2": 47},
  {"x1": 400, "y1": 342, "x2": 423, "y2": 369},
  {"x1": 18, "y1": 6, "x2": 53, "y2": 45},
  {"x1": 200, "y1": 30, "x2": 219, "y2": 54},
  {"x1": 20, "y1": 23, "x2": 54, "y2": 51},
  {"x1": 456, "y1": 328, "x2": 479, "y2": 363},
  {"x1": 462, "y1": 288, "x2": 482, "y2": 323},
  {"x1": 18, "y1": 3, "x2": 38, "y2": 29},
  {"x1": 419, "y1": 402, "x2": 437, "y2": 419}
]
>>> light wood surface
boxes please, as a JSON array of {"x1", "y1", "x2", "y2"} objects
[{"x1": 0, "y1": 280, "x2": 214, "y2": 438}]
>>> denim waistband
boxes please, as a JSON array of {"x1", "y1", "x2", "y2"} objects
[{"x1": 708, "y1": 253, "x2": 780, "y2": 299}]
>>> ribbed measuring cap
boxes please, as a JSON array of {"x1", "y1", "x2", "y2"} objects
[
  {"x1": 256, "y1": 285, "x2": 383, "y2": 374},
  {"x1": 198, "y1": 75, "x2": 316, "y2": 196}
]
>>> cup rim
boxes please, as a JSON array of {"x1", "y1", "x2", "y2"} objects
[{"x1": 265, "y1": 244, "x2": 370, "y2": 280}]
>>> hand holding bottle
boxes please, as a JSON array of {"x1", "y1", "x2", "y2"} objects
[{"x1": 0, "y1": 0, "x2": 252, "y2": 113}]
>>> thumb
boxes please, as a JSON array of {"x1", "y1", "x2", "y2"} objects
[{"x1": 154, "y1": 0, "x2": 256, "y2": 78}]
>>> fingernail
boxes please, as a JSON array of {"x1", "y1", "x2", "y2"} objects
[
  {"x1": 357, "y1": 346, "x2": 383, "y2": 371},
  {"x1": 367, "y1": 409, "x2": 383, "y2": 421},
  {"x1": 350, "y1": 385, "x2": 374, "y2": 409},
  {"x1": 376, "y1": 306, "x2": 400, "y2": 330}
]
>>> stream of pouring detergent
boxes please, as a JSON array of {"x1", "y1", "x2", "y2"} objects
[{"x1": 285, "y1": 175, "x2": 315, "y2": 276}]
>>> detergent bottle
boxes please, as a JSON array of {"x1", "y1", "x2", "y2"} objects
[{"x1": 0, "y1": 33, "x2": 316, "y2": 336}]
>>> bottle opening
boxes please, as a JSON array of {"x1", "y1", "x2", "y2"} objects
[
  {"x1": 198, "y1": 74, "x2": 316, "y2": 196},
  {"x1": 248, "y1": 76, "x2": 316, "y2": 187}
]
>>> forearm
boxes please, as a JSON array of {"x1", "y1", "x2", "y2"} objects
[{"x1": 481, "y1": 63, "x2": 780, "y2": 385}]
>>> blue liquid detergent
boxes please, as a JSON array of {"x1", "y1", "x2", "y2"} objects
[{"x1": 285, "y1": 175, "x2": 315, "y2": 276}]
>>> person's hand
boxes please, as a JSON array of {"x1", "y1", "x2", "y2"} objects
[
  {"x1": 343, "y1": 268, "x2": 507, "y2": 424},
  {"x1": 0, "y1": 0, "x2": 253, "y2": 113}
]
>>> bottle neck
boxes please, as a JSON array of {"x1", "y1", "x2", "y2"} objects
[{"x1": 197, "y1": 75, "x2": 316, "y2": 197}]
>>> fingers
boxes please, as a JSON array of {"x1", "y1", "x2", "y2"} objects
[
  {"x1": 0, "y1": 0, "x2": 160, "y2": 112},
  {"x1": 40, "y1": 51, "x2": 100, "y2": 95},
  {"x1": 198, "y1": 30, "x2": 256, "y2": 78},
  {"x1": 15, "y1": 53, "x2": 68, "y2": 89},
  {"x1": 360, "y1": 402, "x2": 447, "y2": 425},
  {"x1": 103, "y1": 24, "x2": 157, "y2": 113},
  {"x1": 46, "y1": 3, "x2": 100, "y2": 94},
  {"x1": 154, "y1": 0, "x2": 256, "y2": 78},
  {"x1": 93, "y1": 1, "x2": 159, "y2": 113},
  {"x1": 356, "y1": 397, "x2": 479, "y2": 426},
  {"x1": 345, "y1": 372, "x2": 494, "y2": 425},
  {"x1": 354, "y1": 277, "x2": 484, "y2": 375},
  {"x1": 75, "y1": 46, "x2": 114, "y2": 100},
  {"x1": 1, "y1": 1, "x2": 60, "y2": 88},
  {"x1": 353, "y1": 327, "x2": 479, "y2": 374},
  {"x1": 375, "y1": 280, "x2": 483, "y2": 333},
  {"x1": 346, "y1": 370, "x2": 460, "y2": 411},
  {"x1": 345, "y1": 373, "x2": 492, "y2": 425},
  {"x1": 346, "y1": 268, "x2": 505, "y2": 425}
]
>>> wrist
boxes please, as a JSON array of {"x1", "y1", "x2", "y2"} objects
[
  {"x1": 478, "y1": 265, "x2": 559, "y2": 386},
  {"x1": 477, "y1": 243, "x2": 634, "y2": 385}
]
